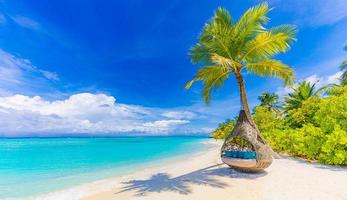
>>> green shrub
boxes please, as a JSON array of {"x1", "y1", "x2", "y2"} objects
[
  {"x1": 253, "y1": 106, "x2": 284, "y2": 132},
  {"x1": 264, "y1": 124, "x2": 325, "y2": 160},
  {"x1": 314, "y1": 89, "x2": 347, "y2": 133},
  {"x1": 284, "y1": 97, "x2": 321, "y2": 128},
  {"x1": 319, "y1": 128, "x2": 347, "y2": 165},
  {"x1": 211, "y1": 86, "x2": 347, "y2": 165},
  {"x1": 211, "y1": 119, "x2": 236, "y2": 139}
]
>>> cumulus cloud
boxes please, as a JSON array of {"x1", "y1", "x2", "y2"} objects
[
  {"x1": 0, "y1": 93, "x2": 197, "y2": 136},
  {"x1": 0, "y1": 48, "x2": 232, "y2": 136}
]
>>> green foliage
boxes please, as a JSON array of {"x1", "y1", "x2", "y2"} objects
[
  {"x1": 284, "y1": 81, "x2": 326, "y2": 112},
  {"x1": 284, "y1": 97, "x2": 321, "y2": 128},
  {"x1": 253, "y1": 106, "x2": 284, "y2": 132},
  {"x1": 202, "y1": 5, "x2": 346, "y2": 165},
  {"x1": 319, "y1": 128, "x2": 347, "y2": 165},
  {"x1": 211, "y1": 118, "x2": 236, "y2": 139},
  {"x1": 257, "y1": 92, "x2": 280, "y2": 112},
  {"x1": 185, "y1": 3, "x2": 296, "y2": 103},
  {"x1": 226, "y1": 136, "x2": 253, "y2": 150},
  {"x1": 314, "y1": 90, "x2": 347, "y2": 133},
  {"x1": 265, "y1": 85, "x2": 347, "y2": 164},
  {"x1": 212, "y1": 85, "x2": 347, "y2": 165},
  {"x1": 264, "y1": 124, "x2": 326, "y2": 161}
]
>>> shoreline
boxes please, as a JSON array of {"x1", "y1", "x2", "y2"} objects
[
  {"x1": 30, "y1": 140, "x2": 347, "y2": 200},
  {"x1": 29, "y1": 140, "x2": 221, "y2": 200}
]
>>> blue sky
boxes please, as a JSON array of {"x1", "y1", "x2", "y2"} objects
[{"x1": 0, "y1": 0, "x2": 346, "y2": 137}]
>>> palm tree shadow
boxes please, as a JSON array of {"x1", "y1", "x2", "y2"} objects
[{"x1": 116, "y1": 164, "x2": 267, "y2": 196}]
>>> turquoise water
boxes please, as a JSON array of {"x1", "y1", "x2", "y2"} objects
[{"x1": 0, "y1": 137, "x2": 208, "y2": 199}]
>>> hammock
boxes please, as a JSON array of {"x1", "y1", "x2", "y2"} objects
[{"x1": 221, "y1": 110, "x2": 272, "y2": 172}]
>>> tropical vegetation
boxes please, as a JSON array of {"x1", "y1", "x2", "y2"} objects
[
  {"x1": 258, "y1": 92, "x2": 280, "y2": 112},
  {"x1": 211, "y1": 118, "x2": 236, "y2": 139},
  {"x1": 185, "y1": 2, "x2": 296, "y2": 142},
  {"x1": 186, "y1": 3, "x2": 347, "y2": 165},
  {"x1": 283, "y1": 81, "x2": 327, "y2": 112},
  {"x1": 212, "y1": 81, "x2": 347, "y2": 165}
]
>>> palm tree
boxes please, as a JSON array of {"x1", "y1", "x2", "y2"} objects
[
  {"x1": 185, "y1": 3, "x2": 296, "y2": 133},
  {"x1": 284, "y1": 81, "x2": 326, "y2": 112},
  {"x1": 340, "y1": 45, "x2": 347, "y2": 86},
  {"x1": 258, "y1": 92, "x2": 280, "y2": 111}
]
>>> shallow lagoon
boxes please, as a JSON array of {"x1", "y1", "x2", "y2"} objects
[{"x1": 0, "y1": 137, "x2": 208, "y2": 198}]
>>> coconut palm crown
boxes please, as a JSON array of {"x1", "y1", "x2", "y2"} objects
[
  {"x1": 258, "y1": 92, "x2": 280, "y2": 111},
  {"x1": 284, "y1": 81, "x2": 326, "y2": 112},
  {"x1": 185, "y1": 3, "x2": 296, "y2": 123}
]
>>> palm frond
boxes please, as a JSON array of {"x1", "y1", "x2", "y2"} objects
[
  {"x1": 195, "y1": 7, "x2": 235, "y2": 60},
  {"x1": 186, "y1": 3, "x2": 296, "y2": 106},
  {"x1": 258, "y1": 92, "x2": 280, "y2": 110},
  {"x1": 234, "y1": 2, "x2": 269, "y2": 34},
  {"x1": 232, "y1": 2, "x2": 270, "y2": 53},
  {"x1": 185, "y1": 66, "x2": 231, "y2": 103},
  {"x1": 316, "y1": 85, "x2": 331, "y2": 95},
  {"x1": 270, "y1": 24, "x2": 297, "y2": 40},
  {"x1": 242, "y1": 26, "x2": 296, "y2": 61},
  {"x1": 210, "y1": 53, "x2": 234, "y2": 68},
  {"x1": 341, "y1": 71, "x2": 347, "y2": 86},
  {"x1": 214, "y1": 7, "x2": 234, "y2": 28},
  {"x1": 189, "y1": 43, "x2": 212, "y2": 64},
  {"x1": 246, "y1": 59, "x2": 295, "y2": 86},
  {"x1": 283, "y1": 80, "x2": 328, "y2": 112},
  {"x1": 340, "y1": 60, "x2": 347, "y2": 70}
]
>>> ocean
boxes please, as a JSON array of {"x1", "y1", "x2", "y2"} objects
[{"x1": 0, "y1": 137, "x2": 209, "y2": 199}]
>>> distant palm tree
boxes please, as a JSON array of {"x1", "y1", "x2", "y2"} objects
[
  {"x1": 258, "y1": 92, "x2": 280, "y2": 111},
  {"x1": 185, "y1": 3, "x2": 296, "y2": 133},
  {"x1": 284, "y1": 81, "x2": 326, "y2": 112},
  {"x1": 340, "y1": 45, "x2": 347, "y2": 86}
]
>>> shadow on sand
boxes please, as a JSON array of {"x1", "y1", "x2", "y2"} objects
[{"x1": 116, "y1": 164, "x2": 267, "y2": 196}]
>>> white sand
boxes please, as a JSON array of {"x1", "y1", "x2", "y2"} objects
[{"x1": 35, "y1": 140, "x2": 347, "y2": 200}]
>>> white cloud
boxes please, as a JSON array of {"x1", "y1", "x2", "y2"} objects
[
  {"x1": 40, "y1": 70, "x2": 59, "y2": 81},
  {"x1": 0, "y1": 49, "x2": 59, "y2": 95},
  {"x1": 0, "y1": 93, "x2": 198, "y2": 136},
  {"x1": 142, "y1": 120, "x2": 189, "y2": 134},
  {"x1": 275, "y1": 86, "x2": 292, "y2": 98},
  {"x1": 161, "y1": 111, "x2": 196, "y2": 119},
  {"x1": 270, "y1": 0, "x2": 347, "y2": 26},
  {"x1": 0, "y1": 91, "x2": 244, "y2": 136},
  {"x1": 11, "y1": 15, "x2": 40, "y2": 30},
  {"x1": 325, "y1": 71, "x2": 343, "y2": 85},
  {"x1": 0, "y1": 48, "x2": 231, "y2": 136},
  {"x1": 304, "y1": 72, "x2": 342, "y2": 87}
]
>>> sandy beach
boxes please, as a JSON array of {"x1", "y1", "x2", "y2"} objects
[{"x1": 34, "y1": 140, "x2": 347, "y2": 200}]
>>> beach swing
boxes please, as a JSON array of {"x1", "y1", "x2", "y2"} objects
[{"x1": 221, "y1": 110, "x2": 272, "y2": 172}]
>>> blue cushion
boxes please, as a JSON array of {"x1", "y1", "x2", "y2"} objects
[{"x1": 224, "y1": 150, "x2": 256, "y2": 159}]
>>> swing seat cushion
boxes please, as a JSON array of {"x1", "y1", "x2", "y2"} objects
[{"x1": 224, "y1": 150, "x2": 256, "y2": 159}]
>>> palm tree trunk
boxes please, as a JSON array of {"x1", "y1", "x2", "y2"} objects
[
  {"x1": 235, "y1": 72, "x2": 280, "y2": 158},
  {"x1": 235, "y1": 72, "x2": 252, "y2": 122}
]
